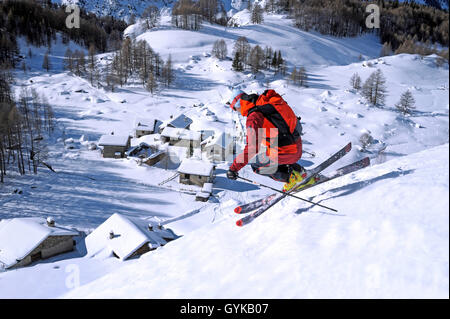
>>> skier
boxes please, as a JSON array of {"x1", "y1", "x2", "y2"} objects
[{"x1": 226, "y1": 89, "x2": 313, "y2": 192}]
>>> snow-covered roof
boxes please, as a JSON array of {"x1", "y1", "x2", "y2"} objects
[
  {"x1": 98, "y1": 135, "x2": 130, "y2": 147},
  {"x1": 202, "y1": 183, "x2": 213, "y2": 194},
  {"x1": 135, "y1": 118, "x2": 156, "y2": 131},
  {"x1": 85, "y1": 213, "x2": 178, "y2": 261},
  {"x1": 177, "y1": 158, "x2": 214, "y2": 176},
  {"x1": 167, "y1": 114, "x2": 193, "y2": 129},
  {"x1": 202, "y1": 132, "x2": 233, "y2": 149},
  {"x1": 161, "y1": 127, "x2": 201, "y2": 141},
  {"x1": 0, "y1": 218, "x2": 78, "y2": 269}
]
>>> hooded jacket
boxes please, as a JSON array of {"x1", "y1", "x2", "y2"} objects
[{"x1": 230, "y1": 90, "x2": 302, "y2": 172}]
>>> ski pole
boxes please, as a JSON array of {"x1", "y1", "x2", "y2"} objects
[
  {"x1": 237, "y1": 176, "x2": 338, "y2": 213},
  {"x1": 303, "y1": 150, "x2": 316, "y2": 157}
]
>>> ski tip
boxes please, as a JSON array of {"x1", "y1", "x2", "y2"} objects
[
  {"x1": 345, "y1": 142, "x2": 352, "y2": 152},
  {"x1": 234, "y1": 206, "x2": 242, "y2": 214},
  {"x1": 236, "y1": 220, "x2": 243, "y2": 227}
]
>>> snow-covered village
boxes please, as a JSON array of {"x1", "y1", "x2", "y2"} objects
[{"x1": 0, "y1": 0, "x2": 448, "y2": 303}]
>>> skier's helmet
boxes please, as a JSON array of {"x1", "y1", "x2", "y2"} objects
[{"x1": 228, "y1": 88, "x2": 244, "y2": 111}]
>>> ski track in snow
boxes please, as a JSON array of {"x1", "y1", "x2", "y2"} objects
[{"x1": 0, "y1": 13, "x2": 448, "y2": 298}]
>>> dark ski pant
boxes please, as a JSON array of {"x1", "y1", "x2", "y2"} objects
[{"x1": 250, "y1": 153, "x2": 303, "y2": 183}]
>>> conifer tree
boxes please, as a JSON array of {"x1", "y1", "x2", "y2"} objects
[
  {"x1": 395, "y1": 90, "x2": 416, "y2": 115},
  {"x1": 88, "y1": 44, "x2": 96, "y2": 85},
  {"x1": 42, "y1": 51, "x2": 51, "y2": 72},
  {"x1": 251, "y1": 3, "x2": 264, "y2": 24},
  {"x1": 232, "y1": 52, "x2": 243, "y2": 72}
]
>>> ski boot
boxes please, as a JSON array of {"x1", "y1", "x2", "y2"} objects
[{"x1": 282, "y1": 165, "x2": 317, "y2": 192}]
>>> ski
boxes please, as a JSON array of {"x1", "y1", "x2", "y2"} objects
[
  {"x1": 234, "y1": 156, "x2": 370, "y2": 215},
  {"x1": 236, "y1": 142, "x2": 352, "y2": 227}
]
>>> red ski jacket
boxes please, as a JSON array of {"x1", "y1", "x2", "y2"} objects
[{"x1": 230, "y1": 90, "x2": 302, "y2": 172}]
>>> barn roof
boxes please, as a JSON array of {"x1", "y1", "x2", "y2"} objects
[
  {"x1": 0, "y1": 218, "x2": 78, "y2": 269},
  {"x1": 98, "y1": 135, "x2": 130, "y2": 147},
  {"x1": 177, "y1": 158, "x2": 214, "y2": 176}
]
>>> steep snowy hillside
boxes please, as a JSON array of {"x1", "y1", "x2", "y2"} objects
[
  {"x1": 57, "y1": 143, "x2": 446, "y2": 298},
  {"x1": 126, "y1": 14, "x2": 381, "y2": 67}
]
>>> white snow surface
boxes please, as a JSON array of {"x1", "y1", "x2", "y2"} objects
[
  {"x1": 0, "y1": 12, "x2": 448, "y2": 298},
  {"x1": 64, "y1": 143, "x2": 449, "y2": 298}
]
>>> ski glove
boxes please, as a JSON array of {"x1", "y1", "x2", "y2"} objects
[{"x1": 226, "y1": 169, "x2": 238, "y2": 180}]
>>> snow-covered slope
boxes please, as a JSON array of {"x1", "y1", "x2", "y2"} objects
[
  {"x1": 61, "y1": 143, "x2": 449, "y2": 298},
  {"x1": 127, "y1": 14, "x2": 381, "y2": 67}
]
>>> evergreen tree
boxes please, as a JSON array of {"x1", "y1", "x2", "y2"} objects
[
  {"x1": 271, "y1": 51, "x2": 278, "y2": 71},
  {"x1": 232, "y1": 52, "x2": 243, "y2": 72},
  {"x1": 251, "y1": 3, "x2": 264, "y2": 24},
  {"x1": 264, "y1": 46, "x2": 273, "y2": 70},
  {"x1": 88, "y1": 44, "x2": 96, "y2": 85},
  {"x1": 42, "y1": 51, "x2": 51, "y2": 72},
  {"x1": 395, "y1": 90, "x2": 416, "y2": 115}
]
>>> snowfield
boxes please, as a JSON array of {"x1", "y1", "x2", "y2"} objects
[
  {"x1": 62, "y1": 143, "x2": 449, "y2": 298},
  {"x1": 0, "y1": 12, "x2": 448, "y2": 298}
]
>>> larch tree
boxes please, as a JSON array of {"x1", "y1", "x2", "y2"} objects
[
  {"x1": 362, "y1": 69, "x2": 388, "y2": 106},
  {"x1": 350, "y1": 72, "x2": 362, "y2": 90},
  {"x1": 212, "y1": 39, "x2": 228, "y2": 60}
]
